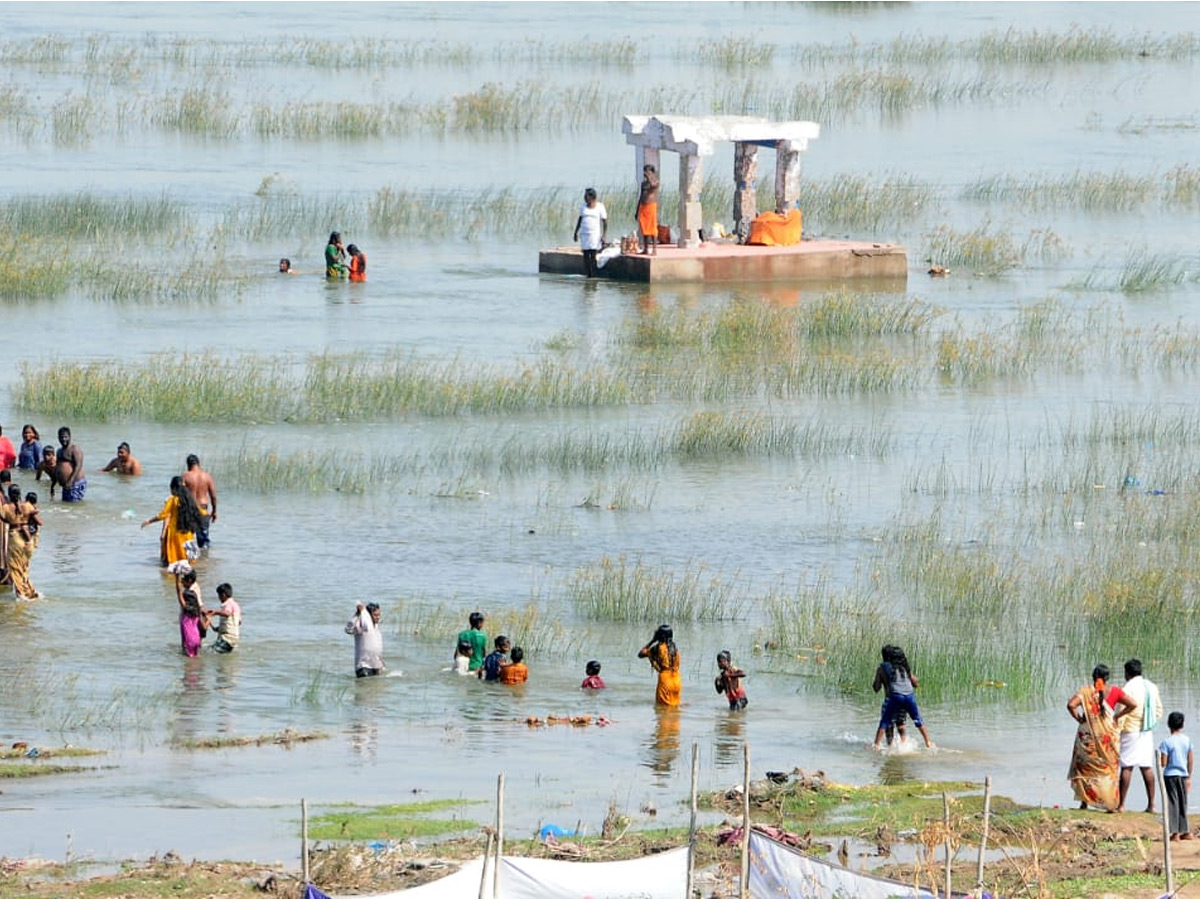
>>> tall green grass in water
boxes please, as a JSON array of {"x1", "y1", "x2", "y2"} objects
[
  {"x1": 0, "y1": 231, "x2": 72, "y2": 301},
  {"x1": 923, "y1": 221, "x2": 1066, "y2": 275},
  {"x1": 1076, "y1": 250, "x2": 1196, "y2": 294},
  {"x1": 0, "y1": 193, "x2": 188, "y2": 240},
  {"x1": 567, "y1": 556, "x2": 747, "y2": 623},
  {"x1": 15, "y1": 353, "x2": 643, "y2": 423},
  {"x1": 395, "y1": 602, "x2": 590, "y2": 660}
]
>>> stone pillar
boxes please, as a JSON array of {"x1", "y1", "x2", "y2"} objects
[
  {"x1": 774, "y1": 140, "x2": 802, "y2": 211},
  {"x1": 677, "y1": 152, "x2": 703, "y2": 249},
  {"x1": 732, "y1": 142, "x2": 759, "y2": 241}
]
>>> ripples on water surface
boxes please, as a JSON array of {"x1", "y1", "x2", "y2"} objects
[{"x1": 2, "y1": 0, "x2": 1200, "y2": 862}]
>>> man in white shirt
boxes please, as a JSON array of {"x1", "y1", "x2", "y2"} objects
[
  {"x1": 1119, "y1": 658, "x2": 1163, "y2": 813},
  {"x1": 346, "y1": 602, "x2": 384, "y2": 678}
]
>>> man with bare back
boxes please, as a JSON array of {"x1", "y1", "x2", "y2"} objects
[
  {"x1": 183, "y1": 454, "x2": 218, "y2": 548},
  {"x1": 54, "y1": 427, "x2": 86, "y2": 502}
]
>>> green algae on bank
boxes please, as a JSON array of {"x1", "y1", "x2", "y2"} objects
[{"x1": 306, "y1": 798, "x2": 485, "y2": 841}]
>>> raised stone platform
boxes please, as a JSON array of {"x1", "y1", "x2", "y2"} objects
[{"x1": 539, "y1": 240, "x2": 907, "y2": 285}]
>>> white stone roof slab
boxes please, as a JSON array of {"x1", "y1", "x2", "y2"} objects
[{"x1": 622, "y1": 114, "x2": 820, "y2": 156}]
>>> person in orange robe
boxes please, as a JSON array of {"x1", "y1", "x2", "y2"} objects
[{"x1": 636, "y1": 164, "x2": 659, "y2": 256}]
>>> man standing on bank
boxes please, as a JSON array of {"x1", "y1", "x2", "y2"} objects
[
  {"x1": 1118, "y1": 658, "x2": 1164, "y2": 813},
  {"x1": 183, "y1": 454, "x2": 218, "y2": 549},
  {"x1": 636, "y1": 164, "x2": 659, "y2": 256}
]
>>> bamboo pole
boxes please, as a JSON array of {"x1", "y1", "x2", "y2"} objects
[
  {"x1": 740, "y1": 742, "x2": 751, "y2": 899},
  {"x1": 1156, "y1": 754, "x2": 1174, "y2": 897},
  {"x1": 974, "y1": 776, "x2": 992, "y2": 899},
  {"x1": 478, "y1": 830, "x2": 494, "y2": 899},
  {"x1": 301, "y1": 797, "x2": 309, "y2": 886},
  {"x1": 686, "y1": 743, "x2": 699, "y2": 898},
  {"x1": 493, "y1": 773, "x2": 505, "y2": 900},
  {"x1": 943, "y1": 791, "x2": 952, "y2": 898}
]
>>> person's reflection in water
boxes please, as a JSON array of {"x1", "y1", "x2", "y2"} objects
[
  {"x1": 169, "y1": 655, "x2": 208, "y2": 749},
  {"x1": 878, "y1": 749, "x2": 913, "y2": 785},
  {"x1": 348, "y1": 690, "x2": 383, "y2": 760},
  {"x1": 643, "y1": 706, "x2": 682, "y2": 783},
  {"x1": 714, "y1": 708, "x2": 745, "y2": 767},
  {"x1": 213, "y1": 654, "x2": 238, "y2": 738}
]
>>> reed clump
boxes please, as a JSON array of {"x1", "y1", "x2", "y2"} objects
[
  {"x1": 151, "y1": 85, "x2": 238, "y2": 137},
  {"x1": 396, "y1": 601, "x2": 589, "y2": 660},
  {"x1": 567, "y1": 556, "x2": 747, "y2": 623},
  {"x1": 694, "y1": 37, "x2": 776, "y2": 70},
  {"x1": 924, "y1": 221, "x2": 1064, "y2": 276},
  {"x1": 1077, "y1": 250, "x2": 1196, "y2": 294},
  {"x1": 0, "y1": 192, "x2": 187, "y2": 240},
  {"x1": 0, "y1": 231, "x2": 72, "y2": 301}
]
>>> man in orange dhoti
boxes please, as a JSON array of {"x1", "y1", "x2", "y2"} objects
[{"x1": 637, "y1": 164, "x2": 659, "y2": 256}]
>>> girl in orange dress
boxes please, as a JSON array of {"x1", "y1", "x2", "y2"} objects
[{"x1": 638, "y1": 624, "x2": 681, "y2": 706}]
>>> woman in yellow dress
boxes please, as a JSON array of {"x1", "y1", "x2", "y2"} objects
[
  {"x1": 638, "y1": 624, "x2": 682, "y2": 706},
  {"x1": 1, "y1": 485, "x2": 40, "y2": 599},
  {"x1": 141, "y1": 476, "x2": 204, "y2": 567}
]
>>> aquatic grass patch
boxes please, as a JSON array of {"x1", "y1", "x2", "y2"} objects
[
  {"x1": 171, "y1": 728, "x2": 329, "y2": 750},
  {"x1": 567, "y1": 556, "x2": 747, "y2": 623},
  {"x1": 80, "y1": 258, "x2": 247, "y2": 303},
  {"x1": 692, "y1": 37, "x2": 776, "y2": 70},
  {"x1": 0, "y1": 231, "x2": 72, "y2": 301},
  {"x1": 150, "y1": 85, "x2": 238, "y2": 138},
  {"x1": 307, "y1": 799, "x2": 482, "y2": 841},
  {"x1": 15, "y1": 354, "x2": 297, "y2": 423},
  {"x1": 396, "y1": 601, "x2": 590, "y2": 660},
  {"x1": 800, "y1": 173, "x2": 939, "y2": 235},
  {"x1": 213, "y1": 413, "x2": 891, "y2": 496},
  {"x1": 0, "y1": 192, "x2": 188, "y2": 240},
  {"x1": 0, "y1": 745, "x2": 103, "y2": 760},
  {"x1": 251, "y1": 100, "x2": 412, "y2": 140},
  {"x1": 1075, "y1": 250, "x2": 1197, "y2": 294},
  {"x1": 923, "y1": 221, "x2": 1064, "y2": 276},
  {"x1": 621, "y1": 291, "x2": 941, "y2": 355},
  {"x1": 762, "y1": 572, "x2": 1052, "y2": 705},
  {"x1": 789, "y1": 27, "x2": 1200, "y2": 68},
  {"x1": 0, "y1": 762, "x2": 91, "y2": 778},
  {"x1": 290, "y1": 667, "x2": 352, "y2": 708},
  {"x1": 51, "y1": 92, "x2": 95, "y2": 145},
  {"x1": 961, "y1": 170, "x2": 1156, "y2": 212},
  {"x1": 14, "y1": 352, "x2": 642, "y2": 423}
]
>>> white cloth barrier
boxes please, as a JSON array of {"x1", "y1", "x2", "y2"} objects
[
  {"x1": 749, "y1": 830, "x2": 937, "y2": 899},
  {"x1": 347, "y1": 846, "x2": 688, "y2": 899}
]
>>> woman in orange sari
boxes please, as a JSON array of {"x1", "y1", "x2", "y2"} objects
[
  {"x1": 638, "y1": 624, "x2": 681, "y2": 706},
  {"x1": 1067, "y1": 664, "x2": 1137, "y2": 811}
]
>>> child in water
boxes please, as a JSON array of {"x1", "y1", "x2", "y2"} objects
[
  {"x1": 714, "y1": 650, "x2": 748, "y2": 710},
  {"x1": 872, "y1": 645, "x2": 934, "y2": 750},
  {"x1": 500, "y1": 647, "x2": 528, "y2": 684},
  {"x1": 581, "y1": 660, "x2": 606, "y2": 690},
  {"x1": 451, "y1": 639, "x2": 473, "y2": 675}
]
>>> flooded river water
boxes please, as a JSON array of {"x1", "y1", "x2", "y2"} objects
[{"x1": 3, "y1": 1, "x2": 1200, "y2": 865}]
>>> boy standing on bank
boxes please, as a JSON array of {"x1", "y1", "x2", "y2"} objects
[{"x1": 1159, "y1": 712, "x2": 1193, "y2": 840}]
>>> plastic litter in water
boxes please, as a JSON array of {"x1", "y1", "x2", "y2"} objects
[{"x1": 539, "y1": 824, "x2": 576, "y2": 840}]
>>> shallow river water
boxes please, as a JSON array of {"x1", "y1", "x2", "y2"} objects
[{"x1": 3, "y1": 1, "x2": 1200, "y2": 866}]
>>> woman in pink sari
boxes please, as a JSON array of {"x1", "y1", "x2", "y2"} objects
[
  {"x1": 175, "y1": 568, "x2": 207, "y2": 657},
  {"x1": 1067, "y1": 664, "x2": 1137, "y2": 811}
]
